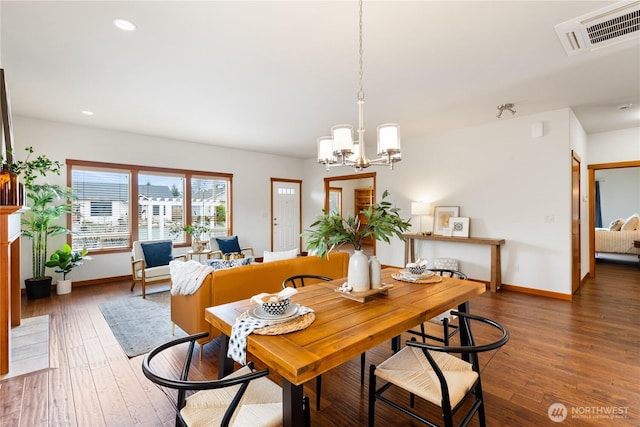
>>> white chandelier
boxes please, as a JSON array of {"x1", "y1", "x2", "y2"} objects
[{"x1": 317, "y1": 0, "x2": 401, "y2": 172}]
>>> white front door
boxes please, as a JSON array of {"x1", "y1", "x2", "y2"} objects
[{"x1": 271, "y1": 180, "x2": 301, "y2": 252}]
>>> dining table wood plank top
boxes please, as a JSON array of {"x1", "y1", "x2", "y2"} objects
[{"x1": 205, "y1": 267, "x2": 485, "y2": 426}]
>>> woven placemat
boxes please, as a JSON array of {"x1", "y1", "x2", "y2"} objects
[
  {"x1": 239, "y1": 310, "x2": 316, "y2": 335},
  {"x1": 392, "y1": 273, "x2": 443, "y2": 284}
]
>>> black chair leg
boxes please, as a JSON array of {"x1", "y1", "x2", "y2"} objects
[
  {"x1": 360, "y1": 352, "x2": 366, "y2": 385},
  {"x1": 368, "y1": 364, "x2": 376, "y2": 427},
  {"x1": 303, "y1": 396, "x2": 311, "y2": 427},
  {"x1": 443, "y1": 318, "x2": 450, "y2": 346},
  {"x1": 316, "y1": 375, "x2": 322, "y2": 411},
  {"x1": 420, "y1": 322, "x2": 426, "y2": 343}
]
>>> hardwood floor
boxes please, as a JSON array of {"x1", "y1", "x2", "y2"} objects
[{"x1": 1, "y1": 261, "x2": 638, "y2": 426}]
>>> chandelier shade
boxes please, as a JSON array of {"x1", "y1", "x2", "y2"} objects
[
  {"x1": 317, "y1": 136, "x2": 336, "y2": 164},
  {"x1": 331, "y1": 125, "x2": 355, "y2": 155},
  {"x1": 317, "y1": 0, "x2": 401, "y2": 172},
  {"x1": 377, "y1": 123, "x2": 401, "y2": 156}
]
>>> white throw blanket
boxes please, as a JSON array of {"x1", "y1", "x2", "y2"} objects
[{"x1": 169, "y1": 259, "x2": 213, "y2": 296}]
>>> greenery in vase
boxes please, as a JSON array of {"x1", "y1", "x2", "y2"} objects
[
  {"x1": 169, "y1": 223, "x2": 211, "y2": 239},
  {"x1": 304, "y1": 190, "x2": 411, "y2": 258},
  {"x1": 45, "y1": 243, "x2": 90, "y2": 280},
  {"x1": 1, "y1": 146, "x2": 64, "y2": 187},
  {"x1": 21, "y1": 184, "x2": 74, "y2": 279}
]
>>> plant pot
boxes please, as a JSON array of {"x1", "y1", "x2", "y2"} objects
[
  {"x1": 25, "y1": 277, "x2": 53, "y2": 300},
  {"x1": 56, "y1": 279, "x2": 72, "y2": 295}
]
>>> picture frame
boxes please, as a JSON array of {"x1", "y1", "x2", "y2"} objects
[
  {"x1": 433, "y1": 206, "x2": 460, "y2": 236},
  {"x1": 450, "y1": 217, "x2": 470, "y2": 237}
]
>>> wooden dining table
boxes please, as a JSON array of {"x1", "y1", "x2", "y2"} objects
[{"x1": 205, "y1": 268, "x2": 485, "y2": 426}]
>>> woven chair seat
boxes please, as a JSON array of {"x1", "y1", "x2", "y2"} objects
[
  {"x1": 181, "y1": 365, "x2": 283, "y2": 427},
  {"x1": 374, "y1": 346, "x2": 478, "y2": 408}
]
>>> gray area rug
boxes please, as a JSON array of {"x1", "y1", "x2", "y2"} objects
[{"x1": 99, "y1": 291, "x2": 185, "y2": 358}]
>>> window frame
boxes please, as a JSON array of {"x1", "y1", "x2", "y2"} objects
[{"x1": 67, "y1": 159, "x2": 233, "y2": 254}]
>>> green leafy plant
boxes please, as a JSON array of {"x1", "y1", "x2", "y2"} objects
[
  {"x1": 45, "y1": 243, "x2": 90, "y2": 280},
  {"x1": 169, "y1": 223, "x2": 210, "y2": 239},
  {"x1": 21, "y1": 184, "x2": 74, "y2": 279},
  {"x1": 1, "y1": 146, "x2": 64, "y2": 188},
  {"x1": 304, "y1": 190, "x2": 411, "y2": 258}
]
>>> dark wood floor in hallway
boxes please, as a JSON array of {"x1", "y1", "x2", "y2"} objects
[{"x1": 0, "y1": 260, "x2": 638, "y2": 426}]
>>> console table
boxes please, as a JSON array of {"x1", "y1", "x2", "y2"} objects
[{"x1": 403, "y1": 233, "x2": 505, "y2": 292}]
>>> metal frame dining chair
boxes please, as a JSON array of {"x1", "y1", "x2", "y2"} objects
[
  {"x1": 142, "y1": 331, "x2": 310, "y2": 427},
  {"x1": 368, "y1": 312, "x2": 509, "y2": 427},
  {"x1": 282, "y1": 274, "x2": 367, "y2": 411},
  {"x1": 408, "y1": 269, "x2": 468, "y2": 346}
]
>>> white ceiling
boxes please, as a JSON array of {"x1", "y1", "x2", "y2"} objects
[{"x1": 1, "y1": 1, "x2": 639, "y2": 159}]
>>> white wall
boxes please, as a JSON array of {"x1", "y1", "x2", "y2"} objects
[
  {"x1": 305, "y1": 109, "x2": 576, "y2": 294},
  {"x1": 13, "y1": 116, "x2": 303, "y2": 283},
  {"x1": 588, "y1": 128, "x2": 640, "y2": 164},
  {"x1": 14, "y1": 113, "x2": 639, "y2": 295}
]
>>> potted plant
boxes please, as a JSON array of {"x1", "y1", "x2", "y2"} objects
[
  {"x1": 170, "y1": 222, "x2": 211, "y2": 251},
  {"x1": 1, "y1": 146, "x2": 64, "y2": 205},
  {"x1": 304, "y1": 190, "x2": 411, "y2": 291},
  {"x1": 45, "y1": 243, "x2": 89, "y2": 295},
  {"x1": 21, "y1": 184, "x2": 74, "y2": 299}
]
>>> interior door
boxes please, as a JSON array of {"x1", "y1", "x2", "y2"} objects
[
  {"x1": 571, "y1": 151, "x2": 581, "y2": 295},
  {"x1": 271, "y1": 179, "x2": 301, "y2": 252}
]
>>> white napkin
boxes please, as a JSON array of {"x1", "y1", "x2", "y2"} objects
[
  {"x1": 399, "y1": 273, "x2": 418, "y2": 282},
  {"x1": 250, "y1": 287, "x2": 297, "y2": 304}
]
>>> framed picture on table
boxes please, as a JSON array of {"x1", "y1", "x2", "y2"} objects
[
  {"x1": 433, "y1": 206, "x2": 459, "y2": 236},
  {"x1": 450, "y1": 217, "x2": 470, "y2": 237}
]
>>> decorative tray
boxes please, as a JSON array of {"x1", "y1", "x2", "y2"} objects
[
  {"x1": 335, "y1": 283, "x2": 394, "y2": 303},
  {"x1": 392, "y1": 273, "x2": 443, "y2": 284}
]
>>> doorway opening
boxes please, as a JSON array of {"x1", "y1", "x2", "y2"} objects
[
  {"x1": 588, "y1": 160, "x2": 640, "y2": 276},
  {"x1": 323, "y1": 172, "x2": 376, "y2": 257}
]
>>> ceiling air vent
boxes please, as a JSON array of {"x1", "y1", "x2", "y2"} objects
[{"x1": 555, "y1": 0, "x2": 640, "y2": 55}]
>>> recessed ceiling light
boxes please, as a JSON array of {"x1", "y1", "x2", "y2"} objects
[
  {"x1": 113, "y1": 18, "x2": 137, "y2": 32},
  {"x1": 82, "y1": 110, "x2": 94, "y2": 116}
]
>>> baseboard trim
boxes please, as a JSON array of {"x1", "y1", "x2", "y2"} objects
[
  {"x1": 500, "y1": 283, "x2": 572, "y2": 300},
  {"x1": 71, "y1": 275, "x2": 132, "y2": 287}
]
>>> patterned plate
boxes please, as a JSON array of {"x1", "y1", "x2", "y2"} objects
[
  {"x1": 248, "y1": 303, "x2": 300, "y2": 323},
  {"x1": 398, "y1": 268, "x2": 435, "y2": 278}
]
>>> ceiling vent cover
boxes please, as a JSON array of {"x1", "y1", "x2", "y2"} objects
[{"x1": 555, "y1": 0, "x2": 640, "y2": 55}]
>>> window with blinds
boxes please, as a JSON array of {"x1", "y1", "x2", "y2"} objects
[{"x1": 68, "y1": 160, "x2": 232, "y2": 252}]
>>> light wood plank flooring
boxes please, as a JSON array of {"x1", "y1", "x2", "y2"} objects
[{"x1": 0, "y1": 260, "x2": 638, "y2": 426}]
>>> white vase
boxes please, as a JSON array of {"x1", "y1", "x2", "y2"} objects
[
  {"x1": 369, "y1": 256, "x2": 382, "y2": 289},
  {"x1": 56, "y1": 279, "x2": 72, "y2": 295},
  {"x1": 348, "y1": 250, "x2": 370, "y2": 292}
]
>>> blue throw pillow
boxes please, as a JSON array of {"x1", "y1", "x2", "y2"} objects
[
  {"x1": 141, "y1": 241, "x2": 173, "y2": 268},
  {"x1": 216, "y1": 236, "x2": 242, "y2": 254}
]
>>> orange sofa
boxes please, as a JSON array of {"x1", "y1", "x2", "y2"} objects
[{"x1": 170, "y1": 252, "x2": 349, "y2": 348}]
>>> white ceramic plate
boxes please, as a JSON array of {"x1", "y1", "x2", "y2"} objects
[
  {"x1": 248, "y1": 303, "x2": 300, "y2": 323},
  {"x1": 399, "y1": 269, "x2": 435, "y2": 278}
]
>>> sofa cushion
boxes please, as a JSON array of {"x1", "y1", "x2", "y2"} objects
[
  {"x1": 216, "y1": 236, "x2": 242, "y2": 254},
  {"x1": 141, "y1": 241, "x2": 173, "y2": 267},
  {"x1": 143, "y1": 265, "x2": 171, "y2": 279},
  {"x1": 263, "y1": 248, "x2": 298, "y2": 263}
]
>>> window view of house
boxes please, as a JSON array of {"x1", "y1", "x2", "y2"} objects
[{"x1": 69, "y1": 162, "x2": 231, "y2": 251}]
